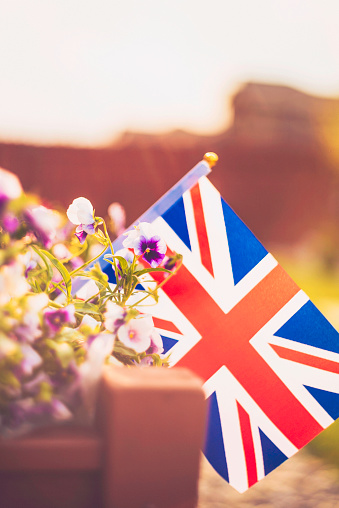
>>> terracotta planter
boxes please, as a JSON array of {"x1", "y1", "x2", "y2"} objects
[{"x1": 0, "y1": 366, "x2": 207, "y2": 508}]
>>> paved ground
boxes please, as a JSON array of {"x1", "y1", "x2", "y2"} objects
[{"x1": 198, "y1": 450, "x2": 339, "y2": 507}]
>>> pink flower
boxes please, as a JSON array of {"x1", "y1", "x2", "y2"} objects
[
  {"x1": 2, "y1": 212, "x2": 20, "y2": 233},
  {"x1": 43, "y1": 305, "x2": 76, "y2": 335}
]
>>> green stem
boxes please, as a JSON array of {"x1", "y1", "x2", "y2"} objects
[
  {"x1": 48, "y1": 244, "x2": 107, "y2": 296},
  {"x1": 69, "y1": 244, "x2": 108, "y2": 277},
  {"x1": 130, "y1": 258, "x2": 183, "y2": 308},
  {"x1": 84, "y1": 291, "x2": 101, "y2": 303}
]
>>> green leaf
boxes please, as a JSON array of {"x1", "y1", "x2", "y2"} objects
[
  {"x1": 134, "y1": 267, "x2": 172, "y2": 276},
  {"x1": 104, "y1": 255, "x2": 128, "y2": 271},
  {"x1": 113, "y1": 339, "x2": 138, "y2": 357},
  {"x1": 46, "y1": 340, "x2": 74, "y2": 369},
  {"x1": 40, "y1": 249, "x2": 72, "y2": 301},
  {"x1": 75, "y1": 264, "x2": 110, "y2": 290},
  {"x1": 73, "y1": 301, "x2": 102, "y2": 315},
  {"x1": 31, "y1": 246, "x2": 54, "y2": 282}
]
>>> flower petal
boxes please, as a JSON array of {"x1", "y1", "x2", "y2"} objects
[
  {"x1": 117, "y1": 315, "x2": 153, "y2": 353},
  {"x1": 67, "y1": 197, "x2": 94, "y2": 226},
  {"x1": 75, "y1": 226, "x2": 88, "y2": 244}
]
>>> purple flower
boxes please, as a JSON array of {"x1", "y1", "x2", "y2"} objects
[
  {"x1": 43, "y1": 304, "x2": 76, "y2": 335},
  {"x1": 135, "y1": 236, "x2": 166, "y2": 268},
  {"x1": 75, "y1": 223, "x2": 95, "y2": 244},
  {"x1": 123, "y1": 222, "x2": 166, "y2": 268},
  {"x1": 2, "y1": 212, "x2": 20, "y2": 233}
]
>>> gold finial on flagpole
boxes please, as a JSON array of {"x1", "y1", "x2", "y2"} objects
[{"x1": 203, "y1": 152, "x2": 218, "y2": 168}]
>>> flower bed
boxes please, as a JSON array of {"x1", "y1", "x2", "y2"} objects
[{"x1": 0, "y1": 166, "x2": 182, "y2": 436}]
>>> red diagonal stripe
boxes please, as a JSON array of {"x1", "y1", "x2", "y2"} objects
[
  {"x1": 271, "y1": 343, "x2": 339, "y2": 374},
  {"x1": 191, "y1": 183, "x2": 214, "y2": 276},
  {"x1": 152, "y1": 263, "x2": 323, "y2": 449},
  {"x1": 152, "y1": 317, "x2": 182, "y2": 335},
  {"x1": 237, "y1": 402, "x2": 258, "y2": 488}
]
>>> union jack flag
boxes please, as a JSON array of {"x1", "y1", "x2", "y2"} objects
[{"x1": 97, "y1": 159, "x2": 339, "y2": 492}]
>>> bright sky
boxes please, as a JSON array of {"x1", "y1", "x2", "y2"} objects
[{"x1": 0, "y1": 0, "x2": 339, "y2": 146}]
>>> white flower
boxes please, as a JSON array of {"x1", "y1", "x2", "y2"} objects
[
  {"x1": 0, "y1": 261, "x2": 29, "y2": 305},
  {"x1": 147, "y1": 329, "x2": 164, "y2": 355},
  {"x1": 104, "y1": 300, "x2": 126, "y2": 333},
  {"x1": 79, "y1": 333, "x2": 115, "y2": 417},
  {"x1": 122, "y1": 222, "x2": 152, "y2": 249},
  {"x1": 118, "y1": 314, "x2": 154, "y2": 353},
  {"x1": 67, "y1": 197, "x2": 94, "y2": 226},
  {"x1": 76, "y1": 279, "x2": 99, "y2": 301},
  {"x1": 0, "y1": 167, "x2": 22, "y2": 201},
  {"x1": 19, "y1": 345, "x2": 42, "y2": 376},
  {"x1": 26, "y1": 292, "x2": 49, "y2": 313},
  {"x1": 80, "y1": 314, "x2": 100, "y2": 330},
  {"x1": 114, "y1": 248, "x2": 134, "y2": 265},
  {"x1": 52, "y1": 243, "x2": 72, "y2": 260}
]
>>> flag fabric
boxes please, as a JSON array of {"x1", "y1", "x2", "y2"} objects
[{"x1": 95, "y1": 159, "x2": 339, "y2": 492}]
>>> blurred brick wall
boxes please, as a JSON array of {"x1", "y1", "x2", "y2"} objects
[{"x1": 1, "y1": 82, "x2": 338, "y2": 247}]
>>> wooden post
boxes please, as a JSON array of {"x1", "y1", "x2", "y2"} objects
[
  {"x1": 0, "y1": 367, "x2": 206, "y2": 508},
  {"x1": 96, "y1": 367, "x2": 207, "y2": 508}
]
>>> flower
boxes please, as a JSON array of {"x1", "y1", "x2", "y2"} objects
[
  {"x1": 80, "y1": 314, "x2": 100, "y2": 330},
  {"x1": 0, "y1": 182, "x2": 177, "y2": 437},
  {"x1": 113, "y1": 248, "x2": 134, "y2": 280},
  {"x1": 0, "y1": 260, "x2": 30, "y2": 305},
  {"x1": 52, "y1": 243, "x2": 72, "y2": 260},
  {"x1": 67, "y1": 197, "x2": 94, "y2": 226},
  {"x1": 79, "y1": 333, "x2": 115, "y2": 417},
  {"x1": 0, "y1": 167, "x2": 22, "y2": 206},
  {"x1": 117, "y1": 314, "x2": 154, "y2": 353},
  {"x1": 107, "y1": 202, "x2": 126, "y2": 236},
  {"x1": 1, "y1": 212, "x2": 20, "y2": 233},
  {"x1": 14, "y1": 345, "x2": 42, "y2": 378},
  {"x1": 25, "y1": 205, "x2": 61, "y2": 248},
  {"x1": 104, "y1": 300, "x2": 127, "y2": 333},
  {"x1": 43, "y1": 305, "x2": 76, "y2": 335},
  {"x1": 75, "y1": 223, "x2": 96, "y2": 244},
  {"x1": 123, "y1": 222, "x2": 166, "y2": 268},
  {"x1": 67, "y1": 197, "x2": 95, "y2": 244},
  {"x1": 76, "y1": 279, "x2": 99, "y2": 301},
  {"x1": 115, "y1": 248, "x2": 134, "y2": 265},
  {"x1": 146, "y1": 329, "x2": 164, "y2": 355}
]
